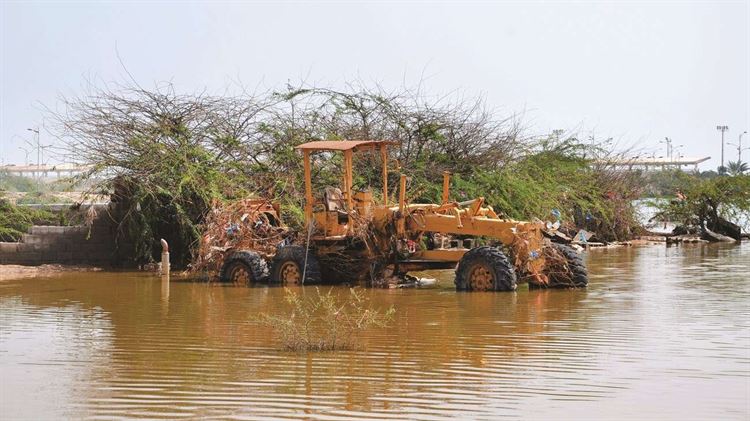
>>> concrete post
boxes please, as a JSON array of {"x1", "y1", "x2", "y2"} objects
[
  {"x1": 160, "y1": 238, "x2": 170, "y2": 302},
  {"x1": 160, "y1": 238, "x2": 170, "y2": 279}
]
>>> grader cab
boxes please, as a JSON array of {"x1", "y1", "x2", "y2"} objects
[{"x1": 219, "y1": 140, "x2": 588, "y2": 291}]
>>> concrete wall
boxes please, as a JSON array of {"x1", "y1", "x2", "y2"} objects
[{"x1": 0, "y1": 210, "x2": 116, "y2": 266}]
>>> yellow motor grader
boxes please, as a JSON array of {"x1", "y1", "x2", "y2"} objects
[{"x1": 218, "y1": 140, "x2": 587, "y2": 291}]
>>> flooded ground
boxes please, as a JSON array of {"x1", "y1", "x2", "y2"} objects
[{"x1": 1, "y1": 243, "x2": 748, "y2": 420}]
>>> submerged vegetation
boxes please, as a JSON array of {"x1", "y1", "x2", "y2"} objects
[{"x1": 257, "y1": 287, "x2": 395, "y2": 351}]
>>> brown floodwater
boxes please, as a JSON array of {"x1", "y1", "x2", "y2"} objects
[{"x1": 1, "y1": 243, "x2": 748, "y2": 420}]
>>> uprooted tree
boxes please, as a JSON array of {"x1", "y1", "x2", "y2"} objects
[
  {"x1": 50, "y1": 80, "x2": 642, "y2": 268},
  {"x1": 657, "y1": 174, "x2": 750, "y2": 240}
]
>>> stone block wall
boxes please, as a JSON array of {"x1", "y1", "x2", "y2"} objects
[{"x1": 0, "y1": 206, "x2": 117, "y2": 266}]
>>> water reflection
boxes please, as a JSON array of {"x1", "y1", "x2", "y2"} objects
[{"x1": 1, "y1": 243, "x2": 748, "y2": 419}]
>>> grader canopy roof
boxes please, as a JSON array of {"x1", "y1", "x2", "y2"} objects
[{"x1": 295, "y1": 140, "x2": 397, "y2": 152}]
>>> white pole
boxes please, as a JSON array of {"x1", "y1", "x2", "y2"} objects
[{"x1": 160, "y1": 238, "x2": 170, "y2": 279}]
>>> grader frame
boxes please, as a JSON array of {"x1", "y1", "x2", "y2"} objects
[{"x1": 295, "y1": 140, "x2": 552, "y2": 289}]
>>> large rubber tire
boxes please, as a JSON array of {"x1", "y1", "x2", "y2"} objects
[
  {"x1": 271, "y1": 245, "x2": 322, "y2": 285},
  {"x1": 455, "y1": 246, "x2": 517, "y2": 292},
  {"x1": 219, "y1": 250, "x2": 270, "y2": 286},
  {"x1": 548, "y1": 243, "x2": 588, "y2": 288}
]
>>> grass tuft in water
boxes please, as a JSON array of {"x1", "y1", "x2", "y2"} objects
[{"x1": 257, "y1": 287, "x2": 395, "y2": 352}]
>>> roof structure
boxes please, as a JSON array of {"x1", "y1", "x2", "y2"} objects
[
  {"x1": 592, "y1": 156, "x2": 712, "y2": 171},
  {"x1": 295, "y1": 140, "x2": 397, "y2": 151},
  {"x1": 598, "y1": 156, "x2": 711, "y2": 166},
  {"x1": 1, "y1": 163, "x2": 93, "y2": 172},
  {"x1": 1, "y1": 164, "x2": 95, "y2": 179}
]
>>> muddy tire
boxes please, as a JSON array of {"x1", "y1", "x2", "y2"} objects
[
  {"x1": 455, "y1": 246, "x2": 517, "y2": 292},
  {"x1": 271, "y1": 245, "x2": 321, "y2": 285},
  {"x1": 548, "y1": 243, "x2": 588, "y2": 288},
  {"x1": 219, "y1": 250, "x2": 270, "y2": 286}
]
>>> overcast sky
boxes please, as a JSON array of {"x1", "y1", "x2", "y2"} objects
[{"x1": 1, "y1": 1, "x2": 748, "y2": 169}]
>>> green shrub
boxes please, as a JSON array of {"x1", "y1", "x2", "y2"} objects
[
  {"x1": 406, "y1": 139, "x2": 644, "y2": 241},
  {"x1": 15, "y1": 191, "x2": 66, "y2": 205},
  {"x1": 0, "y1": 172, "x2": 37, "y2": 192},
  {"x1": 0, "y1": 200, "x2": 60, "y2": 241},
  {"x1": 658, "y1": 174, "x2": 750, "y2": 230}
]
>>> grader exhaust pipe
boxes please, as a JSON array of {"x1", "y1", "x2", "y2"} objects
[{"x1": 442, "y1": 171, "x2": 451, "y2": 204}]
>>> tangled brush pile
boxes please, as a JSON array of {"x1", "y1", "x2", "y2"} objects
[{"x1": 190, "y1": 199, "x2": 289, "y2": 275}]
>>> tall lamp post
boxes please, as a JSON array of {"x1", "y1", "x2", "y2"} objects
[
  {"x1": 26, "y1": 128, "x2": 40, "y2": 167},
  {"x1": 672, "y1": 144, "x2": 684, "y2": 163},
  {"x1": 26, "y1": 127, "x2": 43, "y2": 185},
  {"x1": 716, "y1": 125, "x2": 729, "y2": 170},
  {"x1": 660, "y1": 137, "x2": 672, "y2": 161},
  {"x1": 18, "y1": 146, "x2": 30, "y2": 165},
  {"x1": 728, "y1": 131, "x2": 749, "y2": 163}
]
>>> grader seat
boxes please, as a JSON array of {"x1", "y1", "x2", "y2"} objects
[{"x1": 324, "y1": 186, "x2": 349, "y2": 224}]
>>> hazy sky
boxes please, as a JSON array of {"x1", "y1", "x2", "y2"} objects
[{"x1": 1, "y1": 1, "x2": 748, "y2": 169}]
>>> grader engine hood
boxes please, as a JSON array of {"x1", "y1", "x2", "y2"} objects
[{"x1": 401, "y1": 199, "x2": 549, "y2": 282}]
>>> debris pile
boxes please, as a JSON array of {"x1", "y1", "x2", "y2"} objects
[
  {"x1": 190, "y1": 199, "x2": 288, "y2": 275},
  {"x1": 539, "y1": 246, "x2": 575, "y2": 287}
]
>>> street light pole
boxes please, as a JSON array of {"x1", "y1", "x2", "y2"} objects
[
  {"x1": 716, "y1": 125, "x2": 729, "y2": 170},
  {"x1": 729, "y1": 132, "x2": 750, "y2": 165},
  {"x1": 40, "y1": 144, "x2": 52, "y2": 166},
  {"x1": 26, "y1": 128, "x2": 40, "y2": 167},
  {"x1": 18, "y1": 147, "x2": 30, "y2": 165},
  {"x1": 672, "y1": 144, "x2": 684, "y2": 165},
  {"x1": 660, "y1": 137, "x2": 673, "y2": 161},
  {"x1": 667, "y1": 138, "x2": 671, "y2": 160},
  {"x1": 26, "y1": 127, "x2": 41, "y2": 186}
]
